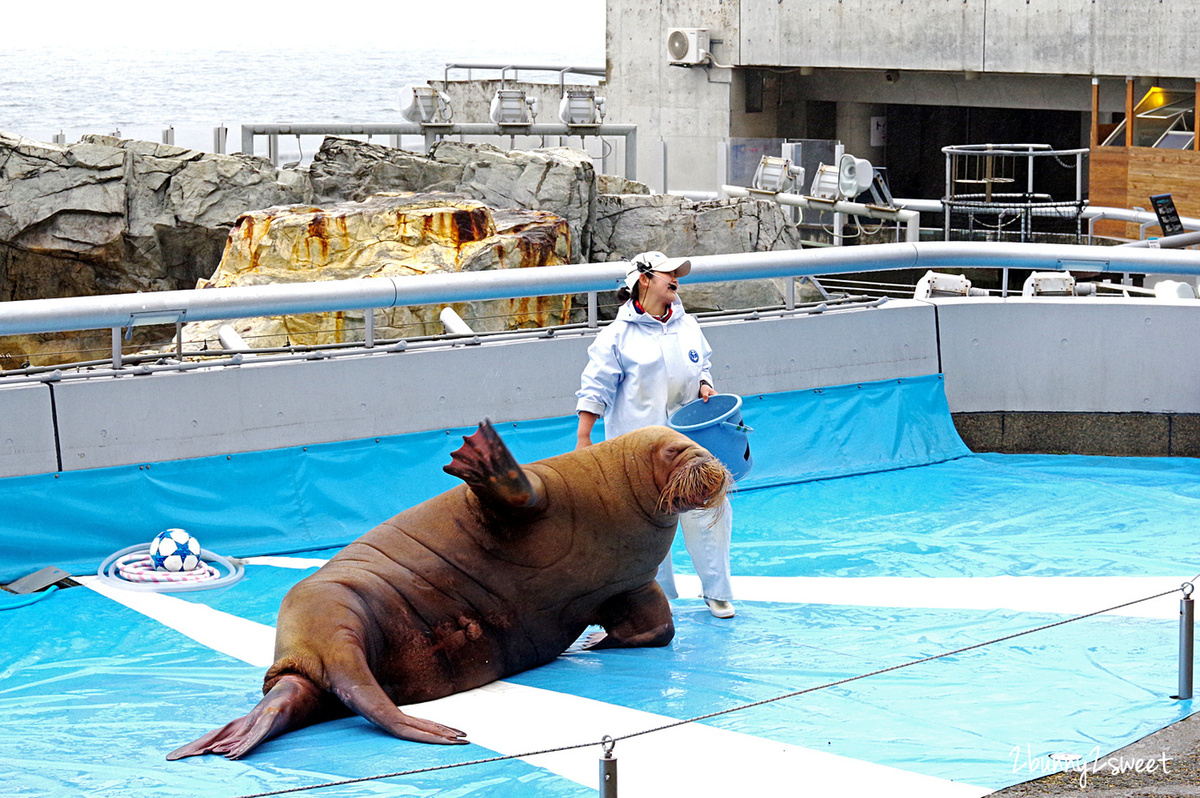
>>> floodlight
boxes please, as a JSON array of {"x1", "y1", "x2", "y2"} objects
[
  {"x1": 559, "y1": 89, "x2": 606, "y2": 126},
  {"x1": 490, "y1": 89, "x2": 538, "y2": 125},
  {"x1": 751, "y1": 155, "x2": 805, "y2": 194},
  {"x1": 1154, "y1": 280, "x2": 1198, "y2": 300},
  {"x1": 1022, "y1": 271, "x2": 1077, "y2": 297},
  {"x1": 809, "y1": 163, "x2": 841, "y2": 199},
  {"x1": 837, "y1": 154, "x2": 874, "y2": 200},
  {"x1": 913, "y1": 271, "x2": 987, "y2": 299},
  {"x1": 399, "y1": 85, "x2": 452, "y2": 124}
]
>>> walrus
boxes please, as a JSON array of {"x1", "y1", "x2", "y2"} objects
[{"x1": 167, "y1": 421, "x2": 730, "y2": 760}]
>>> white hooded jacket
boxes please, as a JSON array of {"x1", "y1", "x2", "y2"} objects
[{"x1": 575, "y1": 298, "x2": 714, "y2": 440}]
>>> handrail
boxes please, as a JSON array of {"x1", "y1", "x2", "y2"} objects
[
  {"x1": 894, "y1": 198, "x2": 1200, "y2": 241},
  {"x1": 941, "y1": 144, "x2": 1091, "y2": 158},
  {"x1": 2, "y1": 242, "x2": 1199, "y2": 339},
  {"x1": 440, "y1": 62, "x2": 605, "y2": 93},
  {"x1": 240, "y1": 122, "x2": 637, "y2": 177}
]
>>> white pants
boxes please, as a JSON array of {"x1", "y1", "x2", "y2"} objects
[{"x1": 655, "y1": 497, "x2": 733, "y2": 601}]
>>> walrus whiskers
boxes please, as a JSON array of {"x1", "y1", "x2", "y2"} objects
[{"x1": 658, "y1": 455, "x2": 731, "y2": 515}]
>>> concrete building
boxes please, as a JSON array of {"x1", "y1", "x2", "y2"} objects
[{"x1": 605, "y1": 0, "x2": 1200, "y2": 215}]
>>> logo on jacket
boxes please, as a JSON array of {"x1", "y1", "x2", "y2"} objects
[{"x1": 688, "y1": 349, "x2": 699, "y2": 363}]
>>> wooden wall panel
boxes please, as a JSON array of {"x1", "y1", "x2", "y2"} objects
[
  {"x1": 1088, "y1": 147, "x2": 1131, "y2": 238},
  {"x1": 1089, "y1": 147, "x2": 1200, "y2": 239}
]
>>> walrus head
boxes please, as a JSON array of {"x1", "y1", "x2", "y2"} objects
[{"x1": 628, "y1": 427, "x2": 731, "y2": 515}]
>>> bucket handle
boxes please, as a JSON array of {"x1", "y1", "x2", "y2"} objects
[{"x1": 722, "y1": 421, "x2": 753, "y2": 433}]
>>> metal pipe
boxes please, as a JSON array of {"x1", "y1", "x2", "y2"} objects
[
  {"x1": 599, "y1": 754, "x2": 617, "y2": 798},
  {"x1": 4, "y1": 243, "x2": 1200, "y2": 338},
  {"x1": 111, "y1": 327, "x2": 122, "y2": 370},
  {"x1": 587, "y1": 291, "x2": 598, "y2": 328},
  {"x1": 1178, "y1": 583, "x2": 1195, "y2": 700},
  {"x1": 240, "y1": 122, "x2": 637, "y2": 179},
  {"x1": 439, "y1": 307, "x2": 475, "y2": 336},
  {"x1": 897, "y1": 198, "x2": 1200, "y2": 235},
  {"x1": 625, "y1": 128, "x2": 637, "y2": 181},
  {"x1": 721, "y1": 186, "x2": 921, "y2": 243},
  {"x1": 240, "y1": 122, "x2": 636, "y2": 140},
  {"x1": 1122, "y1": 230, "x2": 1200, "y2": 249},
  {"x1": 442, "y1": 62, "x2": 604, "y2": 87},
  {"x1": 599, "y1": 736, "x2": 617, "y2": 798},
  {"x1": 217, "y1": 324, "x2": 250, "y2": 352}
]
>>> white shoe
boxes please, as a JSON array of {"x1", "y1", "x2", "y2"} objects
[{"x1": 705, "y1": 598, "x2": 735, "y2": 618}]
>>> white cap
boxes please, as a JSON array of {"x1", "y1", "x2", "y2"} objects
[{"x1": 624, "y1": 251, "x2": 692, "y2": 290}]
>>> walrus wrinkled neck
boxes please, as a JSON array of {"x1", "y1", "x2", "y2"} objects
[{"x1": 657, "y1": 455, "x2": 731, "y2": 515}]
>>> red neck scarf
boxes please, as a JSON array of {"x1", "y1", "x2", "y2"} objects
[{"x1": 633, "y1": 299, "x2": 672, "y2": 323}]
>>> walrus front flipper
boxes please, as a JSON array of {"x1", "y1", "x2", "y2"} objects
[
  {"x1": 583, "y1": 582, "x2": 675, "y2": 651},
  {"x1": 166, "y1": 674, "x2": 323, "y2": 761},
  {"x1": 444, "y1": 420, "x2": 544, "y2": 510}
]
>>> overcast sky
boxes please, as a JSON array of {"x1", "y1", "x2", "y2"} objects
[{"x1": 8, "y1": 0, "x2": 606, "y2": 52}]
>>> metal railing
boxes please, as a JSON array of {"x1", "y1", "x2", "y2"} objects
[
  {"x1": 721, "y1": 185, "x2": 921, "y2": 243},
  {"x1": 240, "y1": 122, "x2": 637, "y2": 177},
  {"x1": 440, "y1": 62, "x2": 605, "y2": 93},
  {"x1": 3, "y1": 241, "x2": 1200, "y2": 375}
]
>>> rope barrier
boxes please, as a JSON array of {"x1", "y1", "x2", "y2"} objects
[{"x1": 231, "y1": 582, "x2": 1190, "y2": 798}]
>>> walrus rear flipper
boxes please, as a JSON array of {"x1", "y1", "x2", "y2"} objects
[
  {"x1": 444, "y1": 420, "x2": 545, "y2": 510},
  {"x1": 326, "y1": 652, "x2": 469, "y2": 746},
  {"x1": 166, "y1": 674, "x2": 323, "y2": 761}
]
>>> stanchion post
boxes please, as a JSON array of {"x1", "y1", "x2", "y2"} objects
[
  {"x1": 1175, "y1": 582, "x2": 1194, "y2": 700},
  {"x1": 599, "y1": 735, "x2": 617, "y2": 797}
]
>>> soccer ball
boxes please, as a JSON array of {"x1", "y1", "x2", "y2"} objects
[{"x1": 149, "y1": 528, "x2": 202, "y2": 572}]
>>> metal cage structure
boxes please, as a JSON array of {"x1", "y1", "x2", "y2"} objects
[{"x1": 942, "y1": 143, "x2": 1090, "y2": 243}]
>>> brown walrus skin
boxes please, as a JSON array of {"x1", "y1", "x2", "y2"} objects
[{"x1": 167, "y1": 421, "x2": 730, "y2": 761}]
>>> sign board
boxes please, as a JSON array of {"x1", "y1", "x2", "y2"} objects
[
  {"x1": 870, "y1": 116, "x2": 888, "y2": 147},
  {"x1": 1150, "y1": 193, "x2": 1186, "y2": 237}
]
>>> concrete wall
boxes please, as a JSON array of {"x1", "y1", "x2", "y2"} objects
[
  {"x1": 607, "y1": 0, "x2": 739, "y2": 192},
  {"x1": 0, "y1": 299, "x2": 937, "y2": 477},
  {"x1": 938, "y1": 298, "x2": 1200, "y2": 413},
  {"x1": 0, "y1": 384, "x2": 57, "y2": 477},
  {"x1": 7, "y1": 296, "x2": 1200, "y2": 477},
  {"x1": 607, "y1": 0, "x2": 1200, "y2": 194},
  {"x1": 739, "y1": 0, "x2": 1200, "y2": 78},
  {"x1": 939, "y1": 297, "x2": 1200, "y2": 457}
]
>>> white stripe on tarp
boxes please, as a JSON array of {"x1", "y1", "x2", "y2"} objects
[
  {"x1": 241, "y1": 555, "x2": 329, "y2": 569},
  {"x1": 675, "y1": 574, "x2": 1191, "y2": 618},
  {"x1": 243, "y1": 558, "x2": 1191, "y2": 619},
  {"x1": 406, "y1": 681, "x2": 990, "y2": 798},
  {"x1": 78, "y1": 576, "x2": 276, "y2": 667},
  {"x1": 79, "y1": 562, "x2": 990, "y2": 796}
]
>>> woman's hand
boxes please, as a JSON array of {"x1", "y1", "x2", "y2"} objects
[
  {"x1": 699, "y1": 382, "x2": 717, "y2": 402},
  {"x1": 576, "y1": 411, "x2": 600, "y2": 449}
]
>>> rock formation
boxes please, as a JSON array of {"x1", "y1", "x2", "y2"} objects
[
  {"x1": 183, "y1": 194, "x2": 576, "y2": 349},
  {"x1": 1, "y1": 132, "x2": 809, "y2": 366},
  {"x1": 590, "y1": 192, "x2": 805, "y2": 314},
  {"x1": 0, "y1": 132, "x2": 312, "y2": 299},
  {"x1": 0, "y1": 131, "x2": 313, "y2": 366},
  {"x1": 309, "y1": 137, "x2": 597, "y2": 265}
]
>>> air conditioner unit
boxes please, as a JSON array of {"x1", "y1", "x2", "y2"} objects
[{"x1": 667, "y1": 28, "x2": 710, "y2": 65}]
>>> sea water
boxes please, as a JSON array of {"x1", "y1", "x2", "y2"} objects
[{"x1": 0, "y1": 40, "x2": 603, "y2": 162}]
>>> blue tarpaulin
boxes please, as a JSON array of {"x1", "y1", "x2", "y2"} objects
[{"x1": 2, "y1": 374, "x2": 1197, "y2": 797}]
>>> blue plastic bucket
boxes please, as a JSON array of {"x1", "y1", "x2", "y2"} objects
[{"x1": 668, "y1": 393, "x2": 753, "y2": 481}]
